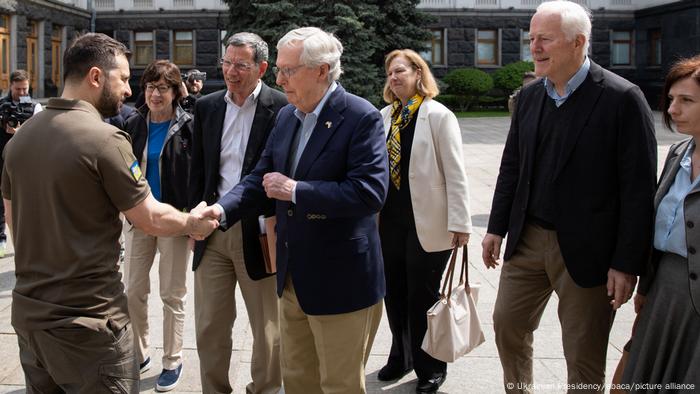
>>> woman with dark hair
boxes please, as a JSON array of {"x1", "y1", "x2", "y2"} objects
[
  {"x1": 622, "y1": 55, "x2": 700, "y2": 391},
  {"x1": 123, "y1": 59, "x2": 193, "y2": 392},
  {"x1": 377, "y1": 49, "x2": 472, "y2": 394}
]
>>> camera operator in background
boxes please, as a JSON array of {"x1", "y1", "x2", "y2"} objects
[
  {"x1": 1, "y1": 70, "x2": 42, "y2": 134},
  {"x1": 184, "y1": 69, "x2": 205, "y2": 97},
  {"x1": 180, "y1": 69, "x2": 205, "y2": 113},
  {"x1": 0, "y1": 70, "x2": 42, "y2": 256}
]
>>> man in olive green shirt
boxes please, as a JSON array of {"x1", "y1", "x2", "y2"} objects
[{"x1": 1, "y1": 33, "x2": 217, "y2": 393}]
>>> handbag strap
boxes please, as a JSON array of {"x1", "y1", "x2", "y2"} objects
[
  {"x1": 439, "y1": 246, "x2": 459, "y2": 300},
  {"x1": 458, "y1": 245, "x2": 471, "y2": 294}
]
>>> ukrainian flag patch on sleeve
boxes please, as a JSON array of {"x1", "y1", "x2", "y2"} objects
[{"x1": 130, "y1": 161, "x2": 142, "y2": 181}]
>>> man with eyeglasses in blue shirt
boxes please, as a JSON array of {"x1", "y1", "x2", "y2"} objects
[{"x1": 188, "y1": 31, "x2": 287, "y2": 394}]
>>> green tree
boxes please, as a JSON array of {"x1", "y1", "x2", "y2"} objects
[
  {"x1": 224, "y1": 0, "x2": 434, "y2": 106},
  {"x1": 492, "y1": 60, "x2": 535, "y2": 93},
  {"x1": 371, "y1": 0, "x2": 435, "y2": 70}
]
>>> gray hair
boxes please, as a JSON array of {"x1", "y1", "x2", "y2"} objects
[
  {"x1": 226, "y1": 32, "x2": 269, "y2": 64},
  {"x1": 536, "y1": 0, "x2": 592, "y2": 55},
  {"x1": 277, "y1": 27, "x2": 343, "y2": 83}
]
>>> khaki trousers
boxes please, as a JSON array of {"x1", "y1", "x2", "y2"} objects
[
  {"x1": 281, "y1": 276, "x2": 382, "y2": 394},
  {"x1": 195, "y1": 223, "x2": 281, "y2": 394},
  {"x1": 123, "y1": 225, "x2": 190, "y2": 370},
  {"x1": 493, "y1": 223, "x2": 613, "y2": 394},
  {"x1": 16, "y1": 323, "x2": 139, "y2": 393}
]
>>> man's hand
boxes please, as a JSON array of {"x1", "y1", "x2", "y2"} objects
[
  {"x1": 187, "y1": 202, "x2": 220, "y2": 240},
  {"x1": 5, "y1": 123, "x2": 18, "y2": 135},
  {"x1": 482, "y1": 233, "x2": 503, "y2": 269},
  {"x1": 262, "y1": 172, "x2": 296, "y2": 201},
  {"x1": 607, "y1": 268, "x2": 637, "y2": 311},
  {"x1": 191, "y1": 201, "x2": 222, "y2": 221},
  {"x1": 633, "y1": 293, "x2": 646, "y2": 314},
  {"x1": 451, "y1": 231, "x2": 470, "y2": 247}
]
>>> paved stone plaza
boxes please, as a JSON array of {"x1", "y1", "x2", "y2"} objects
[{"x1": 0, "y1": 113, "x2": 685, "y2": 393}]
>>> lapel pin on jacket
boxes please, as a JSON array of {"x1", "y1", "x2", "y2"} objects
[{"x1": 325, "y1": 121, "x2": 332, "y2": 129}]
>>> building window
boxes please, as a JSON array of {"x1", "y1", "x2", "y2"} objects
[
  {"x1": 648, "y1": 29, "x2": 661, "y2": 66},
  {"x1": 521, "y1": 30, "x2": 532, "y2": 61},
  {"x1": 51, "y1": 25, "x2": 63, "y2": 89},
  {"x1": 133, "y1": 31, "x2": 154, "y2": 67},
  {"x1": 173, "y1": 30, "x2": 193, "y2": 66},
  {"x1": 220, "y1": 30, "x2": 228, "y2": 58},
  {"x1": 611, "y1": 30, "x2": 633, "y2": 66},
  {"x1": 477, "y1": 29, "x2": 499, "y2": 66},
  {"x1": 27, "y1": 20, "x2": 39, "y2": 92},
  {"x1": 0, "y1": 15, "x2": 9, "y2": 92},
  {"x1": 420, "y1": 29, "x2": 445, "y2": 66},
  {"x1": 133, "y1": 0, "x2": 153, "y2": 8}
]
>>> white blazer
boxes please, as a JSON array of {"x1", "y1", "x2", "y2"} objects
[{"x1": 381, "y1": 98, "x2": 473, "y2": 252}]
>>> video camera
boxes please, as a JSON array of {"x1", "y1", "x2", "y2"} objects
[
  {"x1": 0, "y1": 96, "x2": 34, "y2": 129},
  {"x1": 180, "y1": 94, "x2": 197, "y2": 114},
  {"x1": 183, "y1": 71, "x2": 207, "y2": 82}
]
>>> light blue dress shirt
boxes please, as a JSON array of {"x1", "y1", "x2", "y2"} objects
[
  {"x1": 654, "y1": 141, "x2": 699, "y2": 258},
  {"x1": 543, "y1": 57, "x2": 590, "y2": 107},
  {"x1": 214, "y1": 82, "x2": 339, "y2": 222},
  {"x1": 289, "y1": 82, "x2": 338, "y2": 202},
  {"x1": 289, "y1": 82, "x2": 338, "y2": 178}
]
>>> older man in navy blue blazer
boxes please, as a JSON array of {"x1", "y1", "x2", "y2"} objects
[{"x1": 200, "y1": 27, "x2": 389, "y2": 393}]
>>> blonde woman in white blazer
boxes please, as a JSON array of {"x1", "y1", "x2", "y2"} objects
[{"x1": 377, "y1": 49, "x2": 472, "y2": 394}]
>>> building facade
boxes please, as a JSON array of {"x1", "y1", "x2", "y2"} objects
[
  {"x1": 93, "y1": 0, "x2": 229, "y2": 95},
  {"x1": 0, "y1": 0, "x2": 89, "y2": 98},
  {"x1": 419, "y1": 0, "x2": 700, "y2": 107},
  {"x1": 2, "y1": 0, "x2": 699, "y2": 107}
]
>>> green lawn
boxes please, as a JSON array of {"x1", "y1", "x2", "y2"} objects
[{"x1": 455, "y1": 110, "x2": 510, "y2": 118}]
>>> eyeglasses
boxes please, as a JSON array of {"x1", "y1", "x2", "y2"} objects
[
  {"x1": 220, "y1": 58, "x2": 255, "y2": 72},
  {"x1": 145, "y1": 84, "x2": 171, "y2": 94},
  {"x1": 273, "y1": 65, "x2": 305, "y2": 79}
]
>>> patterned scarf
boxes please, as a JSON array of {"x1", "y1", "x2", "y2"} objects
[{"x1": 387, "y1": 94, "x2": 424, "y2": 189}]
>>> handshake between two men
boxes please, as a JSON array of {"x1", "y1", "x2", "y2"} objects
[
  {"x1": 187, "y1": 201, "x2": 222, "y2": 240},
  {"x1": 190, "y1": 172, "x2": 298, "y2": 226}
]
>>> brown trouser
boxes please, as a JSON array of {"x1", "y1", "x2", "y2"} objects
[
  {"x1": 16, "y1": 322, "x2": 138, "y2": 393},
  {"x1": 280, "y1": 276, "x2": 383, "y2": 394},
  {"x1": 493, "y1": 223, "x2": 613, "y2": 394},
  {"x1": 195, "y1": 223, "x2": 281, "y2": 394}
]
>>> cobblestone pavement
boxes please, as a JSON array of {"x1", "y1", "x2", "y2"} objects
[{"x1": 0, "y1": 113, "x2": 685, "y2": 393}]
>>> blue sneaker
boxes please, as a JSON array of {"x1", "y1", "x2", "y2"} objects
[
  {"x1": 139, "y1": 357, "x2": 151, "y2": 374},
  {"x1": 156, "y1": 364, "x2": 182, "y2": 392}
]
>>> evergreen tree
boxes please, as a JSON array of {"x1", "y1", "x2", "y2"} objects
[
  {"x1": 372, "y1": 0, "x2": 434, "y2": 69},
  {"x1": 223, "y1": 0, "x2": 434, "y2": 106}
]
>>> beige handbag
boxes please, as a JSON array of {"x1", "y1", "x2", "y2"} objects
[{"x1": 421, "y1": 245, "x2": 485, "y2": 362}]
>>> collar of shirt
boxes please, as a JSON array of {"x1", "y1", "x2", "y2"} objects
[
  {"x1": 653, "y1": 140, "x2": 698, "y2": 256},
  {"x1": 224, "y1": 80, "x2": 262, "y2": 108},
  {"x1": 543, "y1": 57, "x2": 590, "y2": 107},
  {"x1": 293, "y1": 82, "x2": 338, "y2": 124},
  {"x1": 680, "y1": 140, "x2": 696, "y2": 173}
]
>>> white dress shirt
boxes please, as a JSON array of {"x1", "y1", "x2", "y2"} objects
[{"x1": 217, "y1": 81, "x2": 262, "y2": 200}]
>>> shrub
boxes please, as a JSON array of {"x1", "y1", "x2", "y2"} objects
[
  {"x1": 492, "y1": 61, "x2": 535, "y2": 93},
  {"x1": 434, "y1": 94, "x2": 508, "y2": 112},
  {"x1": 442, "y1": 68, "x2": 494, "y2": 111}
]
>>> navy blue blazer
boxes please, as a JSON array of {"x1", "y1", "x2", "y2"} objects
[{"x1": 218, "y1": 84, "x2": 390, "y2": 315}]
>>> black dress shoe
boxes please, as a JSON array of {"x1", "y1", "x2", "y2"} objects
[
  {"x1": 377, "y1": 364, "x2": 412, "y2": 381},
  {"x1": 415, "y1": 372, "x2": 447, "y2": 393}
]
